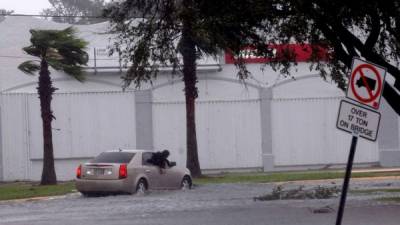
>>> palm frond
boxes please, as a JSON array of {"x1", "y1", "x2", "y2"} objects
[
  {"x1": 18, "y1": 61, "x2": 40, "y2": 75},
  {"x1": 24, "y1": 27, "x2": 89, "y2": 82},
  {"x1": 47, "y1": 59, "x2": 85, "y2": 82},
  {"x1": 54, "y1": 27, "x2": 89, "y2": 65},
  {"x1": 22, "y1": 46, "x2": 42, "y2": 57},
  {"x1": 63, "y1": 65, "x2": 86, "y2": 82}
]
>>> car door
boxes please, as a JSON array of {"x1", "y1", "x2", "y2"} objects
[
  {"x1": 159, "y1": 165, "x2": 182, "y2": 189},
  {"x1": 141, "y1": 152, "x2": 163, "y2": 189}
]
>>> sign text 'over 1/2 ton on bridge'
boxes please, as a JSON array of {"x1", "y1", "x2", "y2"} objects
[{"x1": 336, "y1": 100, "x2": 381, "y2": 141}]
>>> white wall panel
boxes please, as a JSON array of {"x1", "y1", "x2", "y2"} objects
[
  {"x1": 1, "y1": 92, "x2": 136, "y2": 181},
  {"x1": 28, "y1": 92, "x2": 137, "y2": 160},
  {"x1": 196, "y1": 100, "x2": 262, "y2": 169},
  {"x1": 152, "y1": 79, "x2": 262, "y2": 170},
  {"x1": 0, "y1": 94, "x2": 30, "y2": 180},
  {"x1": 271, "y1": 97, "x2": 379, "y2": 166},
  {"x1": 153, "y1": 103, "x2": 187, "y2": 168}
]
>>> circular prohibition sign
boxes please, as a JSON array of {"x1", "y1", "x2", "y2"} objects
[{"x1": 350, "y1": 63, "x2": 383, "y2": 107}]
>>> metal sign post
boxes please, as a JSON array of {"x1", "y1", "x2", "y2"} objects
[{"x1": 335, "y1": 134, "x2": 358, "y2": 225}]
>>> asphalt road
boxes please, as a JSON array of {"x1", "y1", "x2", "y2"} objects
[{"x1": 0, "y1": 180, "x2": 399, "y2": 225}]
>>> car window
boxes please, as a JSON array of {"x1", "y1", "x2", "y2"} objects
[
  {"x1": 91, "y1": 152, "x2": 136, "y2": 163},
  {"x1": 142, "y1": 152, "x2": 154, "y2": 165}
]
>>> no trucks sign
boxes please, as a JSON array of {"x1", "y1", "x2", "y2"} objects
[{"x1": 346, "y1": 58, "x2": 386, "y2": 109}]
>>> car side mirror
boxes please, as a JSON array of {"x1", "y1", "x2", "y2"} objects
[{"x1": 169, "y1": 161, "x2": 176, "y2": 167}]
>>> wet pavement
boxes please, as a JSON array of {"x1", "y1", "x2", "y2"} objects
[{"x1": 0, "y1": 179, "x2": 400, "y2": 225}]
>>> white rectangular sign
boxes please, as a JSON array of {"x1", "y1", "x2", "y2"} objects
[{"x1": 336, "y1": 100, "x2": 381, "y2": 141}]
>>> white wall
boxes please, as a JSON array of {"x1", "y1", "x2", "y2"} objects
[
  {"x1": 152, "y1": 79, "x2": 263, "y2": 170},
  {"x1": 0, "y1": 92, "x2": 137, "y2": 180},
  {"x1": 271, "y1": 77, "x2": 379, "y2": 167}
]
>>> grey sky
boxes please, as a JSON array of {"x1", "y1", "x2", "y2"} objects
[{"x1": 2, "y1": 0, "x2": 51, "y2": 14}]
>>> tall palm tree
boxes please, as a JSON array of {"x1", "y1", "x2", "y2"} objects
[{"x1": 18, "y1": 27, "x2": 88, "y2": 185}]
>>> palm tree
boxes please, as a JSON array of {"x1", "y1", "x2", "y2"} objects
[{"x1": 18, "y1": 27, "x2": 88, "y2": 185}]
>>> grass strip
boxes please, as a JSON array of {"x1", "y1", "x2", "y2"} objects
[
  {"x1": 376, "y1": 197, "x2": 400, "y2": 202},
  {"x1": 194, "y1": 171, "x2": 400, "y2": 185},
  {"x1": 0, "y1": 182, "x2": 76, "y2": 201},
  {"x1": 351, "y1": 188, "x2": 400, "y2": 194}
]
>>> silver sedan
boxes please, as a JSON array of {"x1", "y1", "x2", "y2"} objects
[{"x1": 75, "y1": 150, "x2": 192, "y2": 195}]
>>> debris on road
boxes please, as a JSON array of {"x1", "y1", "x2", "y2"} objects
[
  {"x1": 254, "y1": 185, "x2": 340, "y2": 201},
  {"x1": 308, "y1": 205, "x2": 335, "y2": 214}
]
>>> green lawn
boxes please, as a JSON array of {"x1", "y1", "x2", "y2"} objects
[
  {"x1": 193, "y1": 170, "x2": 400, "y2": 185},
  {"x1": 377, "y1": 197, "x2": 400, "y2": 203},
  {"x1": 351, "y1": 188, "x2": 400, "y2": 203},
  {"x1": 351, "y1": 188, "x2": 400, "y2": 194},
  {"x1": 0, "y1": 182, "x2": 76, "y2": 201}
]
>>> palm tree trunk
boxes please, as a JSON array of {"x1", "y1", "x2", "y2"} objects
[
  {"x1": 38, "y1": 59, "x2": 57, "y2": 185},
  {"x1": 181, "y1": 3, "x2": 202, "y2": 178}
]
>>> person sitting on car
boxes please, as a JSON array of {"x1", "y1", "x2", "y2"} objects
[
  {"x1": 160, "y1": 150, "x2": 171, "y2": 168},
  {"x1": 147, "y1": 149, "x2": 171, "y2": 169}
]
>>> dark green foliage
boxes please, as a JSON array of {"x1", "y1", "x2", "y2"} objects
[
  {"x1": 20, "y1": 27, "x2": 88, "y2": 81},
  {"x1": 104, "y1": 0, "x2": 272, "y2": 88},
  {"x1": 256, "y1": 0, "x2": 400, "y2": 115},
  {"x1": 18, "y1": 61, "x2": 40, "y2": 75}
]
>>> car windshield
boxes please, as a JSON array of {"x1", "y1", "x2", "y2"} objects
[{"x1": 90, "y1": 152, "x2": 136, "y2": 163}]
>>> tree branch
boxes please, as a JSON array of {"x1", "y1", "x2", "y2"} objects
[
  {"x1": 316, "y1": 21, "x2": 352, "y2": 65},
  {"x1": 364, "y1": 10, "x2": 381, "y2": 50},
  {"x1": 329, "y1": 21, "x2": 400, "y2": 83},
  {"x1": 383, "y1": 83, "x2": 400, "y2": 115}
]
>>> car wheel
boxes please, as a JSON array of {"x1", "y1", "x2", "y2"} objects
[
  {"x1": 181, "y1": 176, "x2": 192, "y2": 190},
  {"x1": 136, "y1": 179, "x2": 148, "y2": 194}
]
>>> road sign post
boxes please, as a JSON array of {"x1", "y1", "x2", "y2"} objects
[
  {"x1": 335, "y1": 57, "x2": 385, "y2": 225},
  {"x1": 335, "y1": 134, "x2": 358, "y2": 225}
]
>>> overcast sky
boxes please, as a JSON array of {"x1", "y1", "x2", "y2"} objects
[{"x1": 2, "y1": 0, "x2": 51, "y2": 14}]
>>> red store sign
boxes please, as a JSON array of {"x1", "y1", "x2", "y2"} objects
[{"x1": 224, "y1": 44, "x2": 329, "y2": 64}]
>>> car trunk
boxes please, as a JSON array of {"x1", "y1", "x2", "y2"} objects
[
  {"x1": 79, "y1": 151, "x2": 136, "y2": 180},
  {"x1": 81, "y1": 163, "x2": 121, "y2": 180}
]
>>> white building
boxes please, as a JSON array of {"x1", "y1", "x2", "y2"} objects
[{"x1": 0, "y1": 16, "x2": 399, "y2": 181}]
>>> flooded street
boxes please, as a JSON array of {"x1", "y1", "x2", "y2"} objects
[{"x1": 1, "y1": 179, "x2": 400, "y2": 225}]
